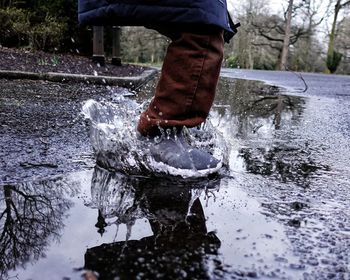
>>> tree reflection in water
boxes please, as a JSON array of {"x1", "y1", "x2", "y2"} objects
[
  {"x1": 0, "y1": 177, "x2": 77, "y2": 278},
  {"x1": 215, "y1": 78, "x2": 306, "y2": 139},
  {"x1": 214, "y1": 78, "x2": 329, "y2": 187},
  {"x1": 85, "y1": 166, "x2": 223, "y2": 279}
]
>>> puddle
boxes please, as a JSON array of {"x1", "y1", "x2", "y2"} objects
[
  {"x1": 2, "y1": 168, "x2": 301, "y2": 280},
  {"x1": 1, "y1": 78, "x2": 350, "y2": 279}
]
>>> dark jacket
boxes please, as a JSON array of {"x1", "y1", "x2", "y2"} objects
[{"x1": 78, "y1": 0, "x2": 234, "y2": 35}]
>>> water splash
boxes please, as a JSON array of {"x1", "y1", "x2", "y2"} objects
[{"x1": 82, "y1": 95, "x2": 227, "y2": 178}]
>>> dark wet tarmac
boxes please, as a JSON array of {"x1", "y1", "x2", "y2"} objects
[
  {"x1": 0, "y1": 79, "x2": 127, "y2": 184},
  {"x1": 1, "y1": 74, "x2": 350, "y2": 279},
  {"x1": 221, "y1": 68, "x2": 350, "y2": 98}
]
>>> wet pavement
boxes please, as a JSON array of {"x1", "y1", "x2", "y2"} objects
[
  {"x1": 220, "y1": 68, "x2": 350, "y2": 98},
  {"x1": 1, "y1": 72, "x2": 350, "y2": 279},
  {"x1": 0, "y1": 79, "x2": 128, "y2": 183}
]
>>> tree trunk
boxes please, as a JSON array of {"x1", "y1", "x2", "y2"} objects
[
  {"x1": 247, "y1": 0, "x2": 254, "y2": 69},
  {"x1": 279, "y1": 0, "x2": 294, "y2": 70},
  {"x1": 326, "y1": 0, "x2": 341, "y2": 73},
  {"x1": 248, "y1": 43, "x2": 254, "y2": 69}
]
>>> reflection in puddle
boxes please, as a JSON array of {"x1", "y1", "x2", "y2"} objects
[
  {"x1": 83, "y1": 167, "x2": 306, "y2": 279},
  {"x1": 215, "y1": 78, "x2": 305, "y2": 135},
  {"x1": 1, "y1": 77, "x2": 349, "y2": 279},
  {"x1": 214, "y1": 79, "x2": 330, "y2": 187},
  {"x1": 214, "y1": 78, "x2": 350, "y2": 279},
  {"x1": 86, "y1": 167, "x2": 223, "y2": 279},
  {"x1": 2, "y1": 167, "x2": 302, "y2": 280},
  {"x1": 0, "y1": 177, "x2": 77, "y2": 279}
]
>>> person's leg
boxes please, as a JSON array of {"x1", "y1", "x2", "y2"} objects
[{"x1": 137, "y1": 28, "x2": 224, "y2": 137}]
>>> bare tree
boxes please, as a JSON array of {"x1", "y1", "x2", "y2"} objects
[
  {"x1": 336, "y1": 17, "x2": 350, "y2": 73},
  {"x1": 225, "y1": 0, "x2": 277, "y2": 69},
  {"x1": 326, "y1": 0, "x2": 350, "y2": 73},
  {"x1": 237, "y1": 0, "x2": 270, "y2": 69},
  {"x1": 242, "y1": 0, "x2": 322, "y2": 71},
  {"x1": 290, "y1": 0, "x2": 332, "y2": 71},
  {"x1": 280, "y1": 0, "x2": 294, "y2": 70},
  {"x1": 251, "y1": 12, "x2": 308, "y2": 69},
  {"x1": 121, "y1": 27, "x2": 168, "y2": 64}
]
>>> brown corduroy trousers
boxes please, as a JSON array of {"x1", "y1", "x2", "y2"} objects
[{"x1": 137, "y1": 29, "x2": 224, "y2": 137}]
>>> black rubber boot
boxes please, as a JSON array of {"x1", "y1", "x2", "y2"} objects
[{"x1": 149, "y1": 130, "x2": 220, "y2": 171}]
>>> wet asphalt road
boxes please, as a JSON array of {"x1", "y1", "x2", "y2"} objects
[
  {"x1": 220, "y1": 68, "x2": 350, "y2": 142},
  {"x1": 0, "y1": 79, "x2": 128, "y2": 184},
  {"x1": 1, "y1": 71, "x2": 350, "y2": 280},
  {"x1": 221, "y1": 68, "x2": 350, "y2": 98}
]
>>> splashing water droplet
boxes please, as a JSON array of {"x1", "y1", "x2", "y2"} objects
[{"x1": 82, "y1": 96, "x2": 227, "y2": 177}]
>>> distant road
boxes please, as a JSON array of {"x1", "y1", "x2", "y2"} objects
[{"x1": 221, "y1": 68, "x2": 350, "y2": 98}]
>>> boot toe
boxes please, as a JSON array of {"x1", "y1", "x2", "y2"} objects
[
  {"x1": 151, "y1": 147, "x2": 194, "y2": 170},
  {"x1": 189, "y1": 149, "x2": 220, "y2": 170},
  {"x1": 150, "y1": 141, "x2": 220, "y2": 171}
]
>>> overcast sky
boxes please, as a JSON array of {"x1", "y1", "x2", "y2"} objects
[{"x1": 269, "y1": 0, "x2": 284, "y2": 12}]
